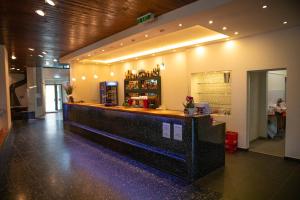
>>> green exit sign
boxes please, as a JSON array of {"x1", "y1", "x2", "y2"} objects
[{"x1": 137, "y1": 13, "x2": 155, "y2": 24}]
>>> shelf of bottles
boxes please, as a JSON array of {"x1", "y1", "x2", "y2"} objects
[
  {"x1": 124, "y1": 66, "x2": 161, "y2": 106},
  {"x1": 191, "y1": 71, "x2": 231, "y2": 115}
]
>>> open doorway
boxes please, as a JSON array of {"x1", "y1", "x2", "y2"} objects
[
  {"x1": 247, "y1": 69, "x2": 287, "y2": 157},
  {"x1": 45, "y1": 84, "x2": 63, "y2": 113}
]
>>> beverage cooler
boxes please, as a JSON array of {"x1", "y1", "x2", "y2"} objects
[{"x1": 100, "y1": 81, "x2": 118, "y2": 106}]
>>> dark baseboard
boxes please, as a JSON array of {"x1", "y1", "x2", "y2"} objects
[
  {"x1": 238, "y1": 147, "x2": 249, "y2": 152},
  {"x1": 284, "y1": 156, "x2": 300, "y2": 163}
]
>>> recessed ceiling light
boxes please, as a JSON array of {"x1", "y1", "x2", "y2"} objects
[
  {"x1": 45, "y1": 0, "x2": 56, "y2": 6},
  {"x1": 30, "y1": 54, "x2": 33, "y2": 56},
  {"x1": 209, "y1": 20, "x2": 213, "y2": 24},
  {"x1": 53, "y1": 59, "x2": 57, "y2": 62},
  {"x1": 120, "y1": 43, "x2": 123, "y2": 46},
  {"x1": 145, "y1": 34, "x2": 148, "y2": 38},
  {"x1": 88, "y1": 54, "x2": 91, "y2": 56},
  {"x1": 110, "y1": 71, "x2": 115, "y2": 77},
  {"x1": 38, "y1": 55, "x2": 43, "y2": 58},
  {"x1": 11, "y1": 55, "x2": 16, "y2": 60},
  {"x1": 81, "y1": 76, "x2": 86, "y2": 80},
  {"x1": 102, "y1": 49, "x2": 105, "y2": 52},
  {"x1": 16, "y1": 68, "x2": 20, "y2": 71},
  {"x1": 72, "y1": 78, "x2": 76, "y2": 82},
  {"x1": 45, "y1": 61, "x2": 50, "y2": 66},
  {"x1": 42, "y1": 51, "x2": 47, "y2": 55},
  {"x1": 28, "y1": 48, "x2": 34, "y2": 51},
  {"x1": 234, "y1": 31, "x2": 239, "y2": 35},
  {"x1": 35, "y1": 10, "x2": 45, "y2": 16},
  {"x1": 11, "y1": 67, "x2": 15, "y2": 70},
  {"x1": 262, "y1": 5, "x2": 268, "y2": 9},
  {"x1": 222, "y1": 26, "x2": 227, "y2": 30},
  {"x1": 54, "y1": 75, "x2": 61, "y2": 79},
  {"x1": 178, "y1": 23, "x2": 183, "y2": 27},
  {"x1": 283, "y1": 21, "x2": 288, "y2": 24}
]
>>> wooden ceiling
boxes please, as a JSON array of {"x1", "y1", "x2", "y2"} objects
[{"x1": 0, "y1": 0, "x2": 197, "y2": 70}]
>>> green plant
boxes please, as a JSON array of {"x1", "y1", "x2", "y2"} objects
[{"x1": 63, "y1": 83, "x2": 74, "y2": 95}]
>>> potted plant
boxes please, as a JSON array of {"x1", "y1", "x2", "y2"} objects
[
  {"x1": 183, "y1": 96, "x2": 195, "y2": 116},
  {"x1": 63, "y1": 83, "x2": 74, "y2": 103}
]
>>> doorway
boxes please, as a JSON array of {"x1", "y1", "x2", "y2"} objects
[
  {"x1": 45, "y1": 84, "x2": 63, "y2": 113},
  {"x1": 247, "y1": 69, "x2": 287, "y2": 157}
]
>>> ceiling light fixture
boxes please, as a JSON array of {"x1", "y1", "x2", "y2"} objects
[
  {"x1": 120, "y1": 43, "x2": 123, "y2": 46},
  {"x1": 93, "y1": 74, "x2": 99, "y2": 79},
  {"x1": 110, "y1": 71, "x2": 115, "y2": 77},
  {"x1": 45, "y1": 0, "x2": 56, "y2": 6},
  {"x1": 262, "y1": 5, "x2": 268, "y2": 9},
  {"x1": 42, "y1": 51, "x2": 47, "y2": 55},
  {"x1": 81, "y1": 76, "x2": 86, "y2": 80},
  {"x1": 53, "y1": 59, "x2": 57, "y2": 62},
  {"x1": 11, "y1": 55, "x2": 16, "y2": 60},
  {"x1": 145, "y1": 34, "x2": 148, "y2": 38},
  {"x1": 35, "y1": 10, "x2": 45, "y2": 16},
  {"x1": 102, "y1": 49, "x2": 105, "y2": 52},
  {"x1": 28, "y1": 48, "x2": 34, "y2": 51},
  {"x1": 222, "y1": 26, "x2": 227, "y2": 30},
  {"x1": 209, "y1": 20, "x2": 213, "y2": 24},
  {"x1": 16, "y1": 69, "x2": 20, "y2": 71},
  {"x1": 91, "y1": 34, "x2": 228, "y2": 64},
  {"x1": 54, "y1": 75, "x2": 61, "y2": 79},
  {"x1": 72, "y1": 78, "x2": 76, "y2": 82},
  {"x1": 178, "y1": 23, "x2": 183, "y2": 27},
  {"x1": 234, "y1": 31, "x2": 239, "y2": 35},
  {"x1": 38, "y1": 55, "x2": 43, "y2": 58},
  {"x1": 11, "y1": 67, "x2": 15, "y2": 70},
  {"x1": 283, "y1": 21, "x2": 288, "y2": 24}
]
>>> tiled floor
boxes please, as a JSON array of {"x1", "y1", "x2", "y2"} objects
[
  {"x1": 0, "y1": 113, "x2": 299, "y2": 200},
  {"x1": 250, "y1": 138, "x2": 285, "y2": 157}
]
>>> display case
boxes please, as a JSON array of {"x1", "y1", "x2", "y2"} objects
[
  {"x1": 100, "y1": 81, "x2": 118, "y2": 106},
  {"x1": 124, "y1": 76, "x2": 161, "y2": 106},
  {"x1": 191, "y1": 71, "x2": 231, "y2": 115}
]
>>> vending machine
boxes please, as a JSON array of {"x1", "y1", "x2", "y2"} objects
[{"x1": 100, "y1": 81, "x2": 118, "y2": 106}]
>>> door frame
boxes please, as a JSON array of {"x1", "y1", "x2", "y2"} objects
[
  {"x1": 246, "y1": 68, "x2": 287, "y2": 155},
  {"x1": 45, "y1": 84, "x2": 63, "y2": 113}
]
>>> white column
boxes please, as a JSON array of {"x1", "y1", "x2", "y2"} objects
[{"x1": 0, "y1": 45, "x2": 12, "y2": 131}]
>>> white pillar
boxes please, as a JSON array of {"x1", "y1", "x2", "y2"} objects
[{"x1": 0, "y1": 45, "x2": 12, "y2": 131}]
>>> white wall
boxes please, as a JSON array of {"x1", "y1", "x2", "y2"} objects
[
  {"x1": 70, "y1": 26, "x2": 300, "y2": 159},
  {"x1": 0, "y1": 45, "x2": 11, "y2": 131},
  {"x1": 248, "y1": 71, "x2": 267, "y2": 141},
  {"x1": 267, "y1": 70, "x2": 286, "y2": 106}
]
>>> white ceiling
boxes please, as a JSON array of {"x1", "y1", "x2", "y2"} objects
[{"x1": 62, "y1": 0, "x2": 300, "y2": 64}]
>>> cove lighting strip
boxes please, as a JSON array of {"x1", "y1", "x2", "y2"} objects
[{"x1": 90, "y1": 34, "x2": 228, "y2": 64}]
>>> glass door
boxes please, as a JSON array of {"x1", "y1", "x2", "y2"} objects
[
  {"x1": 45, "y1": 84, "x2": 63, "y2": 112},
  {"x1": 45, "y1": 85, "x2": 56, "y2": 112},
  {"x1": 56, "y1": 85, "x2": 63, "y2": 110}
]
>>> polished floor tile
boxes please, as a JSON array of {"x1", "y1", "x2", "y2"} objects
[{"x1": 0, "y1": 113, "x2": 299, "y2": 200}]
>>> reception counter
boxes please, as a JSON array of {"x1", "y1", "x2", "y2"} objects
[{"x1": 63, "y1": 103, "x2": 225, "y2": 181}]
